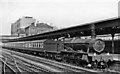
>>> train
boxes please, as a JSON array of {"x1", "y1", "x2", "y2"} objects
[{"x1": 2, "y1": 38, "x2": 120, "y2": 69}]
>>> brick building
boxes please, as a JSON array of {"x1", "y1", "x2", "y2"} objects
[
  {"x1": 25, "y1": 22, "x2": 55, "y2": 36},
  {"x1": 11, "y1": 16, "x2": 36, "y2": 37}
]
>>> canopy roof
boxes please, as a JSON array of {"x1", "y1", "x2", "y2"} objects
[{"x1": 4, "y1": 17, "x2": 120, "y2": 42}]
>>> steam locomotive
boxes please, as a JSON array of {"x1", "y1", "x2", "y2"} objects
[{"x1": 3, "y1": 38, "x2": 117, "y2": 69}]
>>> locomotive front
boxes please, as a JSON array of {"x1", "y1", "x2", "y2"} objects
[
  {"x1": 88, "y1": 39, "x2": 105, "y2": 54},
  {"x1": 88, "y1": 39, "x2": 113, "y2": 69},
  {"x1": 93, "y1": 39, "x2": 105, "y2": 53},
  {"x1": 64, "y1": 38, "x2": 113, "y2": 69}
]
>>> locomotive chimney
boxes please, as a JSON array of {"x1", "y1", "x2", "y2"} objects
[{"x1": 91, "y1": 24, "x2": 96, "y2": 39}]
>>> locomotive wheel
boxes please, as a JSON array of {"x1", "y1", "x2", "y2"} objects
[
  {"x1": 55, "y1": 55, "x2": 62, "y2": 61},
  {"x1": 104, "y1": 62, "x2": 108, "y2": 69},
  {"x1": 81, "y1": 60, "x2": 88, "y2": 67},
  {"x1": 97, "y1": 61, "x2": 108, "y2": 69},
  {"x1": 74, "y1": 59, "x2": 81, "y2": 65},
  {"x1": 107, "y1": 60, "x2": 113, "y2": 67},
  {"x1": 65, "y1": 58, "x2": 70, "y2": 63},
  {"x1": 62, "y1": 57, "x2": 67, "y2": 63},
  {"x1": 91, "y1": 61, "x2": 98, "y2": 69},
  {"x1": 69, "y1": 59, "x2": 74, "y2": 64},
  {"x1": 33, "y1": 52, "x2": 36, "y2": 55}
]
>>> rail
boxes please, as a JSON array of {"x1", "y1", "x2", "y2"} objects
[
  {"x1": 2, "y1": 48, "x2": 120, "y2": 73},
  {"x1": 0, "y1": 58, "x2": 16, "y2": 74},
  {"x1": 2, "y1": 48, "x2": 100, "y2": 73}
]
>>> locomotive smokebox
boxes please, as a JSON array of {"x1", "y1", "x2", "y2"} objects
[{"x1": 88, "y1": 39, "x2": 105, "y2": 53}]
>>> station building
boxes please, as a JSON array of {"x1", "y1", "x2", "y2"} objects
[
  {"x1": 25, "y1": 22, "x2": 55, "y2": 36},
  {"x1": 11, "y1": 16, "x2": 58, "y2": 37},
  {"x1": 11, "y1": 16, "x2": 36, "y2": 37}
]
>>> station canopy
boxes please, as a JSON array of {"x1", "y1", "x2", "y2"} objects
[{"x1": 4, "y1": 17, "x2": 120, "y2": 42}]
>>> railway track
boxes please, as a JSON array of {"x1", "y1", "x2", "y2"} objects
[
  {"x1": 13, "y1": 51, "x2": 120, "y2": 74},
  {"x1": 1, "y1": 53, "x2": 23, "y2": 73},
  {"x1": 14, "y1": 53, "x2": 97, "y2": 72},
  {"x1": 2, "y1": 48, "x2": 120, "y2": 74},
  {"x1": 3, "y1": 50, "x2": 83, "y2": 73},
  {"x1": 0, "y1": 58, "x2": 17, "y2": 74},
  {"x1": 4, "y1": 56, "x2": 48, "y2": 74},
  {"x1": 2, "y1": 48, "x2": 100, "y2": 73},
  {"x1": 1, "y1": 52, "x2": 50, "y2": 74},
  {"x1": 14, "y1": 55, "x2": 83, "y2": 72}
]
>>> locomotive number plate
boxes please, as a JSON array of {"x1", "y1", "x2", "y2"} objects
[{"x1": 93, "y1": 40, "x2": 105, "y2": 52}]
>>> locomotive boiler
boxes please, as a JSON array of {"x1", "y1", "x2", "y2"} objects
[{"x1": 64, "y1": 38, "x2": 105, "y2": 53}]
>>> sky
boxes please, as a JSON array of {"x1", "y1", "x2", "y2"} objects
[{"x1": 0, "y1": 0, "x2": 119, "y2": 35}]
